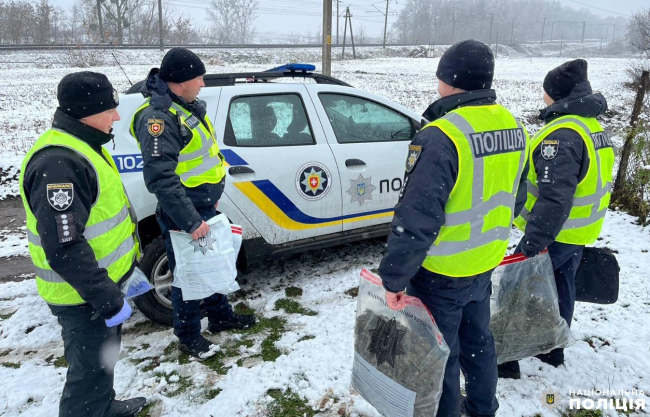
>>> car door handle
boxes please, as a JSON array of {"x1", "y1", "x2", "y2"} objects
[
  {"x1": 228, "y1": 166, "x2": 255, "y2": 175},
  {"x1": 345, "y1": 159, "x2": 366, "y2": 167}
]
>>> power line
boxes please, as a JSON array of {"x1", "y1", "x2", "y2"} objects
[{"x1": 562, "y1": 0, "x2": 632, "y2": 17}]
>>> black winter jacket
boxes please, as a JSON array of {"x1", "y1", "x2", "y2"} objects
[
  {"x1": 378, "y1": 90, "x2": 529, "y2": 292},
  {"x1": 133, "y1": 69, "x2": 225, "y2": 233},
  {"x1": 22, "y1": 109, "x2": 133, "y2": 319},
  {"x1": 519, "y1": 81, "x2": 608, "y2": 257}
]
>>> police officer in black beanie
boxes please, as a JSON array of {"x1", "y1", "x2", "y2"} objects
[
  {"x1": 499, "y1": 59, "x2": 611, "y2": 379},
  {"x1": 20, "y1": 71, "x2": 146, "y2": 416},
  {"x1": 379, "y1": 40, "x2": 530, "y2": 417},
  {"x1": 131, "y1": 48, "x2": 255, "y2": 360}
]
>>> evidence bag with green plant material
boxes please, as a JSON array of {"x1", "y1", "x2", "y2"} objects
[
  {"x1": 489, "y1": 252, "x2": 573, "y2": 364},
  {"x1": 351, "y1": 268, "x2": 450, "y2": 417}
]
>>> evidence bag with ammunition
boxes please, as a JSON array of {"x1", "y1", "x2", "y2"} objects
[
  {"x1": 169, "y1": 213, "x2": 242, "y2": 301},
  {"x1": 351, "y1": 268, "x2": 450, "y2": 417},
  {"x1": 489, "y1": 252, "x2": 573, "y2": 364}
]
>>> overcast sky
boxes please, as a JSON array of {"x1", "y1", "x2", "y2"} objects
[{"x1": 48, "y1": 0, "x2": 646, "y2": 41}]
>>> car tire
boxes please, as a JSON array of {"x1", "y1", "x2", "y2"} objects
[{"x1": 133, "y1": 236, "x2": 174, "y2": 326}]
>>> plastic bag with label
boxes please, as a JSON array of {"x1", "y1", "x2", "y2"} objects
[
  {"x1": 351, "y1": 268, "x2": 450, "y2": 417},
  {"x1": 170, "y1": 213, "x2": 242, "y2": 301},
  {"x1": 489, "y1": 252, "x2": 573, "y2": 364}
]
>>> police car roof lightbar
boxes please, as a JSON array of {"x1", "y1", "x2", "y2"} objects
[{"x1": 264, "y1": 63, "x2": 317, "y2": 73}]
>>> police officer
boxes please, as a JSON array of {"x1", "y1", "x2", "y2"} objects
[
  {"x1": 19, "y1": 72, "x2": 146, "y2": 416},
  {"x1": 379, "y1": 40, "x2": 530, "y2": 417},
  {"x1": 131, "y1": 48, "x2": 255, "y2": 359},
  {"x1": 498, "y1": 59, "x2": 614, "y2": 379}
]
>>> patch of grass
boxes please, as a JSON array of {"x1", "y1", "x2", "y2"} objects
[
  {"x1": 299, "y1": 335, "x2": 316, "y2": 342},
  {"x1": 25, "y1": 326, "x2": 36, "y2": 334},
  {"x1": 345, "y1": 287, "x2": 359, "y2": 297},
  {"x1": 1, "y1": 362, "x2": 20, "y2": 369},
  {"x1": 161, "y1": 342, "x2": 190, "y2": 365},
  {"x1": 234, "y1": 302, "x2": 255, "y2": 316},
  {"x1": 141, "y1": 343, "x2": 151, "y2": 350},
  {"x1": 163, "y1": 342, "x2": 179, "y2": 356},
  {"x1": 141, "y1": 357, "x2": 160, "y2": 373},
  {"x1": 266, "y1": 388, "x2": 317, "y2": 417},
  {"x1": 54, "y1": 357, "x2": 68, "y2": 368},
  {"x1": 562, "y1": 410, "x2": 604, "y2": 417},
  {"x1": 285, "y1": 287, "x2": 303, "y2": 297},
  {"x1": 261, "y1": 333, "x2": 282, "y2": 362},
  {"x1": 274, "y1": 299, "x2": 317, "y2": 316},
  {"x1": 125, "y1": 321, "x2": 166, "y2": 335},
  {"x1": 0, "y1": 350, "x2": 10, "y2": 357},
  {"x1": 204, "y1": 388, "x2": 222, "y2": 400},
  {"x1": 0, "y1": 311, "x2": 15, "y2": 320},
  {"x1": 136, "y1": 401, "x2": 156, "y2": 417}
]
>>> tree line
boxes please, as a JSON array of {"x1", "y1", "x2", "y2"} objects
[{"x1": 0, "y1": 0, "x2": 257, "y2": 45}]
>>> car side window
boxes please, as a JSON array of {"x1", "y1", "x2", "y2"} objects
[
  {"x1": 224, "y1": 94, "x2": 315, "y2": 147},
  {"x1": 319, "y1": 93, "x2": 416, "y2": 144}
]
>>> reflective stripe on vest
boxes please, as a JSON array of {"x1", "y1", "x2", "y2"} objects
[
  {"x1": 130, "y1": 100, "x2": 225, "y2": 188},
  {"x1": 421, "y1": 105, "x2": 529, "y2": 277},
  {"x1": 514, "y1": 116, "x2": 614, "y2": 245},
  {"x1": 19, "y1": 129, "x2": 139, "y2": 305}
]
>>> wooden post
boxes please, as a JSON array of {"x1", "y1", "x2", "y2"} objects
[
  {"x1": 613, "y1": 71, "x2": 650, "y2": 202},
  {"x1": 341, "y1": 8, "x2": 347, "y2": 59},
  {"x1": 322, "y1": 0, "x2": 332, "y2": 75},
  {"x1": 349, "y1": 7, "x2": 356, "y2": 59}
]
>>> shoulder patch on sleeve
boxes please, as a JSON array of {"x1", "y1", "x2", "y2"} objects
[
  {"x1": 147, "y1": 118, "x2": 165, "y2": 137},
  {"x1": 47, "y1": 183, "x2": 74, "y2": 211},
  {"x1": 541, "y1": 139, "x2": 559, "y2": 160},
  {"x1": 405, "y1": 145, "x2": 422, "y2": 172},
  {"x1": 56, "y1": 213, "x2": 77, "y2": 244}
]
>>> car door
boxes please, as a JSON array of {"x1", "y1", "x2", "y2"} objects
[
  {"x1": 212, "y1": 84, "x2": 343, "y2": 245},
  {"x1": 306, "y1": 85, "x2": 422, "y2": 232}
]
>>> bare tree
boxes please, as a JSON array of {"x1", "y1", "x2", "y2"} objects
[
  {"x1": 99, "y1": 0, "x2": 131, "y2": 44},
  {"x1": 208, "y1": 0, "x2": 257, "y2": 44},
  {"x1": 628, "y1": 9, "x2": 650, "y2": 58},
  {"x1": 356, "y1": 23, "x2": 367, "y2": 44},
  {"x1": 234, "y1": 0, "x2": 257, "y2": 43}
]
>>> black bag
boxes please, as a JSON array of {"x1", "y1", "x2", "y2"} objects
[{"x1": 575, "y1": 247, "x2": 620, "y2": 304}]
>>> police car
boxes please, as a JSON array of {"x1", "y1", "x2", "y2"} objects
[{"x1": 112, "y1": 64, "x2": 425, "y2": 325}]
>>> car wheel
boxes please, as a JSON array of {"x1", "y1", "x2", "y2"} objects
[{"x1": 133, "y1": 236, "x2": 174, "y2": 326}]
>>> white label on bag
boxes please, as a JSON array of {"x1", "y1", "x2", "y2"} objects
[{"x1": 351, "y1": 352, "x2": 416, "y2": 417}]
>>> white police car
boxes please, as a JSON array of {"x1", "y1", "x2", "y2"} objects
[{"x1": 111, "y1": 64, "x2": 425, "y2": 325}]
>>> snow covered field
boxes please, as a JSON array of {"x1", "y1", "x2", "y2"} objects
[{"x1": 0, "y1": 49, "x2": 648, "y2": 416}]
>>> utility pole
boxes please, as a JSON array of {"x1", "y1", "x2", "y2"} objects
[
  {"x1": 336, "y1": 0, "x2": 340, "y2": 44},
  {"x1": 560, "y1": 33, "x2": 564, "y2": 57},
  {"x1": 349, "y1": 7, "x2": 356, "y2": 59},
  {"x1": 489, "y1": 13, "x2": 494, "y2": 47},
  {"x1": 341, "y1": 7, "x2": 356, "y2": 59},
  {"x1": 581, "y1": 21, "x2": 586, "y2": 43},
  {"x1": 322, "y1": 0, "x2": 332, "y2": 75},
  {"x1": 96, "y1": 0, "x2": 104, "y2": 43},
  {"x1": 540, "y1": 17, "x2": 547, "y2": 44},
  {"x1": 383, "y1": 0, "x2": 391, "y2": 48},
  {"x1": 495, "y1": 30, "x2": 498, "y2": 58},
  {"x1": 550, "y1": 21, "x2": 555, "y2": 42},
  {"x1": 158, "y1": 0, "x2": 163, "y2": 51},
  {"x1": 612, "y1": 24, "x2": 616, "y2": 42},
  {"x1": 510, "y1": 17, "x2": 514, "y2": 44},
  {"x1": 452, "y1": 12, "x2": 456, "y2": 43}
]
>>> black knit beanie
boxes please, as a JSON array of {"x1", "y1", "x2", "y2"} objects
[
  {"x1": 57, "y1": 71, "x2": 119, "y2": 119},
  {"x1": 159, "y1": 47, "x2": 206, "y2": 83},
  {"x1": 436, "y1": 40, "x2": 495, "y2": 91},
  {"x1": 543, "y1": 59, "x2": 588, "y2": 101}
]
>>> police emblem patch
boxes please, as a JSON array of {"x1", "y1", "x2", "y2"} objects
[
  {"x1": 112, "y1": 89, "x2": 119, "y2": 106},
  {"x1": 189, "y1": 231, "x2": 216, "y2": 255},
  {"x1": 296, "y1": 162, "x2": 331, "y2": 201},
  {"x1": 147, "y1": 119, "x2": 165, "y2": 137},
  {"x1": 541, "y1": 390, "x2": 560, "y2": 411},
  {"x1": 47, "y1": 183, "x2": 74, "y2": 211},
  {"x1": 541, "y1": 139, "x2": 559, "y2": 160},
  {"x1": 346, "y1": 174, "x2": 377, "y2": 206},
  {"x1": 406, "y1": 144, "x2": 422, "y2": 172}
]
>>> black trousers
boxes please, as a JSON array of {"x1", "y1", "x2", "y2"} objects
[{"x1": 50, "y1": 304, "x2": 121, "y2": 417}]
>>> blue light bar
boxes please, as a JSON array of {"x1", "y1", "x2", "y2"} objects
[{"x1": 264, "y1": 63, "x2": 316, "y2": 73}]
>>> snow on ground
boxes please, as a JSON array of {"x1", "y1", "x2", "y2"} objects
[
  {"x1": 1, "y1": 211, "x2": 649, "y2": 416},
  {"x1": 0, "y1": 50, "x2": 647, "y2": 416}
]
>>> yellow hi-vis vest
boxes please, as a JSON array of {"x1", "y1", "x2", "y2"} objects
[
  {"x1": 421, "y1": 105, "x2": 529, "y2": 277},
  {"x1": 19, "y1": 129, "x2": 140, "y2": 306},
  {"x1": 130, "y1": 100, "x2": 226, "y2": 188},
  {"x1": 513, "y1": 115, "x2": 614, "y2": 245}
]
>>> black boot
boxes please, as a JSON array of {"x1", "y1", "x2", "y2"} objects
[
  {"x1": 208, "y1": 312, "x2": 256, "y2": 332},
  {"x1": 179, "y1": 335, "x2": 219, "y2": 360},
  {"x1": 497, "y1": 361, "x2": 521, "y2": 379},
  {"x1": 536, "y1": 348, "x2": 564, "y2": 367},
  {"x1": 104, "y1": 397, "x2": 147, "y2": 417}
]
